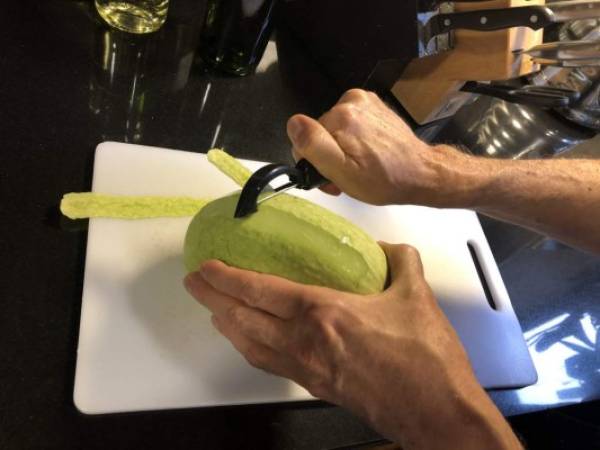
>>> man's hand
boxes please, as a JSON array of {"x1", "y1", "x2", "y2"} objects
[
  {"x1": 288, "y1": 88, "x2": 600, "y2": 254},
  {"x1": 287, "y1": 89, "x2": 472, "y2": 207},
  {"x1": 184, "y1": 244, "x2": 522, "y2": 450}
]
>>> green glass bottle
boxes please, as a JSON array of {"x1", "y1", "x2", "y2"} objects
[{"x1": 198, "y1": 0, "x2": 278, "y2": 76}]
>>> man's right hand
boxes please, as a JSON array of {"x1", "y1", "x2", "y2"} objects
[
  {"x1": 287, "y1": 88, "x2": 600, "y2": 254},
  {"x1": 287, "y1": 89, "x2": 471, "y2": 208}
]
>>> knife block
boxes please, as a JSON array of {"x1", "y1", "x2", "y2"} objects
[{"x1": 392, "y1": 0, "x2": 545, "y2": 124}]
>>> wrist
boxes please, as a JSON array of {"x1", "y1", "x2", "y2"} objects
[
  {"x1": 439, "y1": 382, "x2": 523, "y2": 450},
  {"x1": 347, "y1": 357, "x2": 521, "y2": 450},
  {"x1": 394, "y1": 377, "x2": 522, "y2": 450},
  {"x1": 421, "y1": 144, "x2": 497, "y2": 209}
]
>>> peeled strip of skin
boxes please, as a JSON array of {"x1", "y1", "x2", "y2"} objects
[
  {"x1": 60, "y1": 193, "x2": 210, "y2": 219},
  {"x1": 59, "y1": 149, "x2": 249, "y2": 220},
  {"x1": 207, "y1": 148, "x2": 252, "y2": 187}
]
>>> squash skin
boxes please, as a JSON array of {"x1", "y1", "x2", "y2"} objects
[{"x1": 183, "y1": 192, "x2": 387, "y2": 295}]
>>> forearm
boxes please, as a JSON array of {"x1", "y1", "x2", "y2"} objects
[
  {"x1": 336, "y1": 335, "x2": 522, "y2": 450},
  {"x1": 430, "y1": 146, "x2": 600, "y2": 254},
  {"x1": 380, "y1": 379, "x2": 522, "y2": 450},
  {"x1": 431, "y1": 382, "x2": 523, "y2": 450},
  {"x1": 347, "y1": 367, "x2": 521, "y2": 450}
]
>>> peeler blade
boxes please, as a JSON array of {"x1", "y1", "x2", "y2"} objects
[{"x1": 233, "y1": 159, "x2": 328, "y2": 219}]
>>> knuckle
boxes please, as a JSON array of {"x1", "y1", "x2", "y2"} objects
[
  {"x1": 341, "y1": 88, "x2": 369, "y2": 104},
  {"x1": 244, "y1": 345, "x2": 266, "y2": 369},
  {"x1": 238, "y1": 277, "x2": 253, "y2": 298},
  {"x1": 305, "y1": 305, "x2": 340, "y2": 336},
  {"x1": 305, "y1": 306, "x2": 324, "y2": 327},
  {"x1": 306, "y1": 379, "x2": 329, "y2": 399},
  {"x1": 332, "y1": 103, "x2": 358, "y2": 127},
  {"x1": 402, "y1": 278, "x2": 435, "y2": 308},
  {"x1": 398, "y1": 244, "x2": 421, "y2": 260},
  {"x1": 330, "y1": 129, "x2": 348, "y2": 145},
  {"x1": 416, "y1": 283, "x2": 436, "y2": 304},
  {"x1": 296, "y1": 288, "x2": 316, "y2": 309},
  {"x1": 367, "y1": 90, "x2": 379, "y2": 101},
  {"x1": 240, "y1": 275, "x2": 264, "y2": 307},
  {"x1": 225, "y1": 305, "x2": 243, "y2": 326}
]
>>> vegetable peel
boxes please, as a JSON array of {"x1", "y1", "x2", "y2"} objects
[{"x1": 60, "y1": 193, "x2": 209, "y2": 219}]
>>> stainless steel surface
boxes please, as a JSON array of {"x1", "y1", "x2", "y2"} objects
[
  {"x1": 520, "y1": 40, "x2": 600, "y2": 61},
  {"x1": 530, "y1": 18, "x2": 600, "y2": 130},
  {"x1": 255, "y1": 182, "x2": 295, "y2": 205},
  {"x1": 551, "y1": 0, "x2": 600, "y2": 21},
  {"x1": 561, "y1": 80, "x2": 600, "y2": 127},
  {"x1": 434, "y1": 96, "x2": 593, "y2": 158},
  {"x1": 532, "y1": 56, "x2": 600, "y2": 66}
]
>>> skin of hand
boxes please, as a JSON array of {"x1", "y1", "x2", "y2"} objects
[
  {"x1": 184, "y1": 244, "x2": 522, "y2": 450},
  {"x1": 288, "y1": 89, "x2": 600, "y2": 254},
  {"x1": 286, "y1": 88, "x2": 471, "y2": 208}
]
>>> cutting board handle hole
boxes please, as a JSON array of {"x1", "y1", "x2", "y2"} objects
[{"x1": 467, "y1": 242, "x2": 497, "y2": 311}]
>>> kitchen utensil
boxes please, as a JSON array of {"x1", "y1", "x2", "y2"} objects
[
  {"x1": 529, "y1": 18, "x2": 600, "y2": 130},
  {"x1": 518, "y1": 39, "x2": 600, "y2": 60},
  {"x1": 421, "y1": 0, "x2": 600, "y2": 53},
  {"x1": 531, "y1": 56, "x2": 600, "y2": 66},
  {"x1": 197, "y1": 0, "x2": 277, "y2": 76},
  {"x1": 234, "y1": 159, "x2": 327, "y2": 218},
  {"x1": 73, "y1": 142, "x2": 536, "y2": 414},
  {"x1": 461, "y1": 81, "x2": 580, "y2": 107}
]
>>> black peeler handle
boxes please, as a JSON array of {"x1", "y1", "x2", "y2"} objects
[
  {"x1": 233, "y1": 159, "x2": 328, "y2": 218},
  {"x1": 295, "y1": 159, "x2": 328, "y2": 189}
]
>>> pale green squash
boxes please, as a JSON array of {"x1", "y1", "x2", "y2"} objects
[{"x1": 183, "y1": 192, "x2": 388, "y2": 294}]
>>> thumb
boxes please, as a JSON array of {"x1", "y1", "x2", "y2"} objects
[
  {"x1": 379, "y1": 242, "x2": 426, "y2": 292},
  {"x1": 287, "y1": 114, "x2": 346, "y2": 182}
]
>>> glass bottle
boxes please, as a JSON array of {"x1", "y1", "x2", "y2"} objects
[
  {"x1": 198, "y1": 0, "x2": 278, "y2": 76},
  {"x1": 95, "y1": 0, "x2": 169, "y2": 34}
]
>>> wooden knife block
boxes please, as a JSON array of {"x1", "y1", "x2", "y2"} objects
[{"x1": 392, "y1": 0, "x2": 545, "y2": 124}]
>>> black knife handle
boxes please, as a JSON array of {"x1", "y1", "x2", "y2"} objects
[
  {"x1": 430, "y1": 5, "x2": 554, "y2": 35},
  {"x1": 295, "y1": 159, "x2": 328, "y2": 190}
]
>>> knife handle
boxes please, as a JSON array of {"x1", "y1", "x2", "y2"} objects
[
  {"x1": 430, "y1": 5, "x2": 554, "y2": 35},
  {"x1": 295, "y1": 159, "x2": 328, "y2": 190}
]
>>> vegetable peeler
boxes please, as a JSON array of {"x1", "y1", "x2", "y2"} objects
[{"x1": 234, "y1": 159, "x2": 328, "y2": 218}]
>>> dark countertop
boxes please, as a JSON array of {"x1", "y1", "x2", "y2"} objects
[{"x1": 2, "y1": 1, "x2": 600, "y2": 449}]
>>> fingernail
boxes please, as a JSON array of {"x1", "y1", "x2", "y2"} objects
[
  {"x1": 288, "y1": 118, "x2": 304, "y2": 146},
  {"x1": 184, "y1": 272, "x2": 201, "y2": 294},
  {"x1": 199, "y1": 262, "x2": 211, "y2": 280}
]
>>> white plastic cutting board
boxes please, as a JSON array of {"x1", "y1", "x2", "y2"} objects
[{"x1": 74, "y1": 142, "x2": 537, "y2": 414}]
